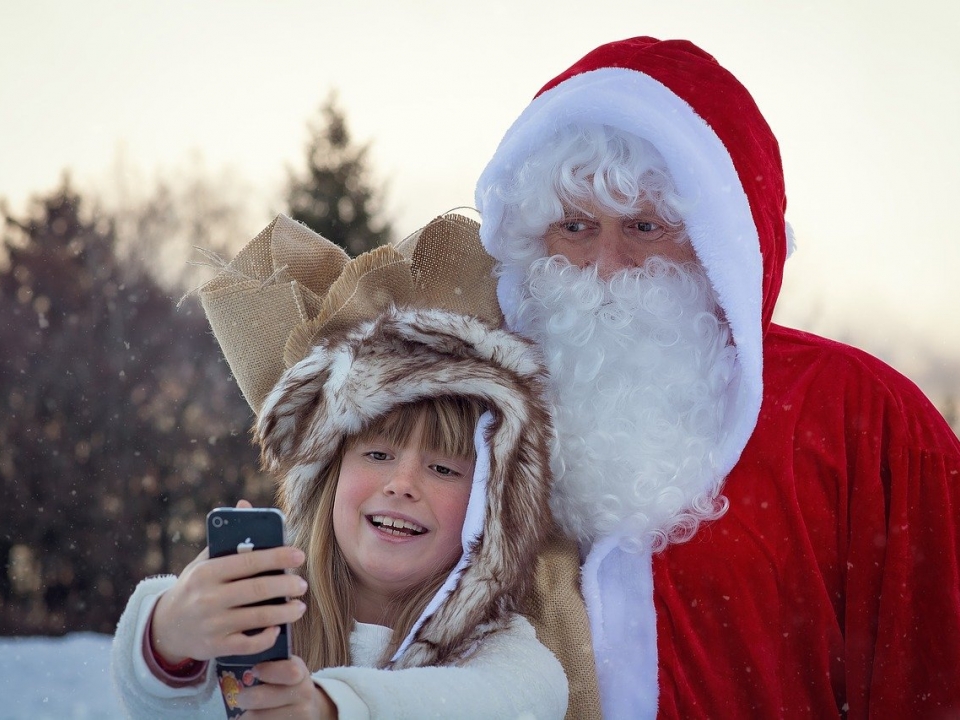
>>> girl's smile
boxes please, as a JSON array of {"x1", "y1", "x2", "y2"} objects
[{"x1": 366, "y1": 513, "x2": 427, "y2": 537}]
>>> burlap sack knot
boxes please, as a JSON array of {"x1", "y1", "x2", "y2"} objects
[{"x1": 198, "y1": 212, "x2": 502, "y2": 415}]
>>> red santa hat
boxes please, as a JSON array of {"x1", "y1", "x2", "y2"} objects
[{"x1": 476, "y1": 36, "x2": 790, "y2": 484}]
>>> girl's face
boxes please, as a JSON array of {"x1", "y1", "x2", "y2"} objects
[{"x1": 333, "y1": 416, "x2": 475, "y2": 620}]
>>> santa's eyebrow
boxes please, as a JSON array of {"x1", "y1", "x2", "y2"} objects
[{"x1": 558, "y1": 203, "x2": 597, "y2": 216}]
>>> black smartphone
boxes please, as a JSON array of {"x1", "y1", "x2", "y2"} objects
[{"x1": 206, "y1": 507, "x2": 291, "y2": 717}]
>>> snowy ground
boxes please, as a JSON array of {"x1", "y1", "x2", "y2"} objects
[{"x1": 0, "y1": 633, "x2": 125, "y2": 719}]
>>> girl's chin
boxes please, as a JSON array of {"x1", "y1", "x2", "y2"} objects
[{"x1": 361, "y1": 567, "x2": 434, "y2": 594}]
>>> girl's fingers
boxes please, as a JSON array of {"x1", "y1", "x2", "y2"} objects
[
  {"x1": 193, "y1": 599, "x2": 302, "y2": 659},
  {"x1": 251, "y1": 657, "x2": 308, "y2": 686},
  {"x1": 211, "y1": 547, "x2": 306, "y2": 583},
  {"x1": 215, "y1": 624, "x2": 283, "y2": 658},
  {"x1": 225, "y1": 599, "x2": 307, "y2": 637},
  {"x1": 218, "y1": 571, "x2": 308, "y2": 610},
  {"x1": 185, "y1": 550, "x2": 306, "y2": 614},
  {"x1": 235, "y1": 682, "x2": 298, "y2": 713},
  {"x1": 234, "y1": 658, "x2": 315, "y2": 714},
  {"x1": 205, "y1": 598, "x2": 305, "y2": 652}
]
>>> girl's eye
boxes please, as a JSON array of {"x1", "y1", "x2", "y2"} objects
[
  {"x1": 365, "y1": 451, "x2": 390, "y2": 461},
  {"x1": 430, "y1": 464, "x2": 461, "y2": 478}
]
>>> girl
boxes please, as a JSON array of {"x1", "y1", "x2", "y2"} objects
[{"x1": 111, "y1": 220, "x2": 567, "y2": 718}]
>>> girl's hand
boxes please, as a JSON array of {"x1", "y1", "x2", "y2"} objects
[
  {"x1": 150, "y1": 502, "x2": 308, "y2": 665},
  {"x1": 236, "y1": 656, "x2": 337, "y2": 719}
]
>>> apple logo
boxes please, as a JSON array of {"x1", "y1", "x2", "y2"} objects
[{"x1": 237, "y1": 538, "x2": 255, "y2": 553}]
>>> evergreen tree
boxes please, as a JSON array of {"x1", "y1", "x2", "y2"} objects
[
  {"x1": 0, "y1": 179, "x2": 269, "y2": 635},
  {"x1": 286, "y1": 93, "x2": 393, "y2": 256}
]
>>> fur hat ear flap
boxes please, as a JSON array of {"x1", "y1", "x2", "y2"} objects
[
  {"x1": 255, "y1": 342, "x2": 341, "y2": 475},
  {"x1": 254, "y1": 341, "x2": 355, "y2": 547}
]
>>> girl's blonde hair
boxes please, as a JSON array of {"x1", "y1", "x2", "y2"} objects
[{"x1": 292, "y1": 395, "x2": 485, "y2": 670}]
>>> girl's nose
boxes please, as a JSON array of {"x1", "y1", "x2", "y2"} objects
[{"x1": 382, "y1": 457, "x2": 421, "y2": 500}]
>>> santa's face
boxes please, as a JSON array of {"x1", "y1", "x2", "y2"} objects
[
  {"x1": 490, "y1": 129, "x2": 737, "y2": 549},
  {"x1": 543, "y1": 199, "x2": 696, "y2": 278}
]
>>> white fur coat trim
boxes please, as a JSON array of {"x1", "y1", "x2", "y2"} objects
[{"x1": 582, "y1": 534, "x2": 658, "y2": 718}]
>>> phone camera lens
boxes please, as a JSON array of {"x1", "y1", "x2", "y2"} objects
[{"x1": 212, "y1": 516, "x2": 224, "y2": 528}]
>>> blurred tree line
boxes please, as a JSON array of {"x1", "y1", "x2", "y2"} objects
[{"x1": 0, "y1": 95, "x2": 392, "y2": 635}]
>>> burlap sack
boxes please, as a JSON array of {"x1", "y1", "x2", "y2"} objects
[
  {"x1": 198, "y1": 212, "x2": 602, "y2": 720},
  {"x1": 527, "y1": 531, "x2": 604, "y2": 720}
]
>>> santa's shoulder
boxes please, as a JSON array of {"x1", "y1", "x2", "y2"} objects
[{"x1": 759, "y1": 323, "x2": 956, "y2": 450}]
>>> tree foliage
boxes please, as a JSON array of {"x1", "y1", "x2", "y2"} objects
[
  {"x1": 286, "y1": 93, "x2": 393, "y2": 256},
  {"x1": 0, "y1": 179, "x2": 270, "y2": 635},
  {"x1": 0, "y1": 96, "x2": 398, "y2": 636}
]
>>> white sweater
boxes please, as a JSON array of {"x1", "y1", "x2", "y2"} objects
[{"x1": 111, "y1": 576, "x2": 568, "y2": 719}]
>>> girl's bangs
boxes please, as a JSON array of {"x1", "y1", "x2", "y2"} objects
[{"x1": 353, "y1": 397, "x2": 484, "y2": 460}]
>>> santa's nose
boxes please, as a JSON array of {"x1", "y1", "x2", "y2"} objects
[{"x1": 592, "y1": 229, "x2": 637, "y2": 279}]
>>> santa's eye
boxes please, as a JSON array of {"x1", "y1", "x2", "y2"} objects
[
  {"x1": 558, "y1": 219, "x2": 590, "y2": 233},
  {"x1": 627, "y1": 218, "x2": 666, "y2": 239}
]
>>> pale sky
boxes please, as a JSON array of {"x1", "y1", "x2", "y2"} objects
[{"x1": 2, "y1": 0, "x2": 958, "y2": 398}]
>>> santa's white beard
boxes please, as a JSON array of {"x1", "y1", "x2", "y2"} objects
[{"x1": 510, "y1": 256, "x2": 738, "y2": 552}]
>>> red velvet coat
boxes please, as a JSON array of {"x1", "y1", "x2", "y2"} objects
[{"x1": 654, "y1": 323, "x2": 960, "y2": 718}]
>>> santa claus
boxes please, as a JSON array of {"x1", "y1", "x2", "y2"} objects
[{"x1": 475, "y1": 37, "x2": 960, "y2": 719}]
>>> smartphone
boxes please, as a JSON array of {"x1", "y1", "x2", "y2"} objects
[{"x1": 206, "y1": 507, "x2": 291, "y2": 717}]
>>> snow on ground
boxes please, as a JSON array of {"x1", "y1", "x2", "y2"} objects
[{"x1": 0, "y1": 633, "x2": 125, "y2": 719}]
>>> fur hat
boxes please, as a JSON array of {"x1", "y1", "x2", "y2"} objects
[{"x1": 200, "y1": 213, "x2": 554, "y2": 668}]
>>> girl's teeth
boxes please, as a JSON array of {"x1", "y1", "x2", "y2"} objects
[{"x1": 370, "y1": 515, "x2": 426, "y2": 535}]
